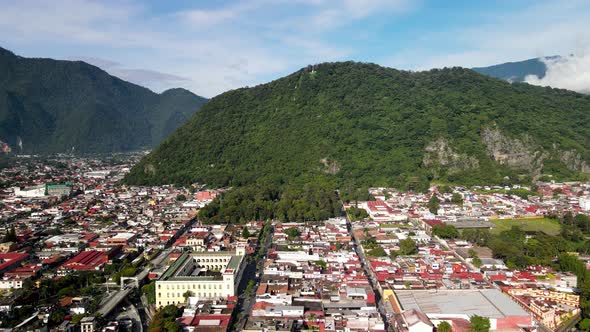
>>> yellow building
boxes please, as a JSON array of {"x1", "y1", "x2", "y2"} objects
[{"x1": 155, "y1": 247, "x2": 245, "y2": 308}]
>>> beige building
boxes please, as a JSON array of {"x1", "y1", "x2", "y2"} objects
[
  {"x1": 186, "y1": 237, "x2": 206, "y2": 251},
  {"x1": 155, "y1": 247, "x2": 245, "y2": 308},
  {"x1": 80, "y1": 316, "x2": 96, "y2": 332}
]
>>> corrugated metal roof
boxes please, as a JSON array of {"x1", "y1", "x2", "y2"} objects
[{"x1": 395, "y1": 289, "x2": 529, "y2": 318}]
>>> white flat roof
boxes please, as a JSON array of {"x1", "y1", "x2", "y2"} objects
[
  {"x1": 111, "y1": 232, "x2": 135, "y2": 239},
  {"x1": 199, "y1": 320, "x2": 220, "y2": 326},
  {"x1": 395, "y1": 289, "x2": 529, "y2": 318}
]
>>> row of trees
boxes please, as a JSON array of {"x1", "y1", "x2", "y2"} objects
[{"x1": 365, "y1": 237, "x2": 418, "y2": 258}]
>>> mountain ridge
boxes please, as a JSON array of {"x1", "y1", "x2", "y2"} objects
[
  {"x1": 0, "y1": 46, "x2": 207, "y2": 153},
  {"x1": 471, "y1": 56, "x2": 561, "y2": 82}
]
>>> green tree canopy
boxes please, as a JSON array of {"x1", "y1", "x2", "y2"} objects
[
  {"x1": 399, "y1": 238, "x2": 418, "y2": 255},
  {"x1": 469, "y1": 315, "x2": 490, "y2": 332},
  {"x1": 367, "y1": 247, "x2": 387, "y2": 257},
  {"x1": 428, "y1": 195, "x2": 440, "y2": 215},
  {"x1": 451, "y1": 193, "x2": 463, "y2": 205},
  {"x1": 437, "y1": 321, "x2": 453, "y2": 332},
  {"x1": 285, "y1": 227, "x2": 301, "y2": 239},
  {"x1": 432, "y1": 225, "x2": 459, "y2": 239},
  {"x1": 242, "y1": 227, "x2": 251, "y2": 238}
]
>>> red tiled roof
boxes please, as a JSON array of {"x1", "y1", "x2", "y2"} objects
[
  {"x1": 0, "y1": 252, "x2": 28, "y2": 272},
  {"x1": 61, "y1": 250, "x2": 107, "y2": 271},
  {"x1": 423, "y1": 219, "x2": 444, "y2": 227},
  {"x1": 367, "y1": 200, "x2": 396, "y2": 214}
]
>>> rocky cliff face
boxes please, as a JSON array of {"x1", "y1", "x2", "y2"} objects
[
  {"x1": 320, "y1": 157, "x2": 341, "y2": 175},
  {"x1": 480, "y1": 127, "x2": 546, "y2": 174},
  {"x1": 422, "y1": 138, "x2": 479, "y2": 176},
  {"x1": 423, "y1": 127, "x2": 589, "y2": 178},
  {"x1": 558, "y1": 149, "x2": 590, "y2": 173}
]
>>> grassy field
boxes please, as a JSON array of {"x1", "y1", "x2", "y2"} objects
[{"x1": 490, "y1": 217, "x2": 561, "y2": 235}]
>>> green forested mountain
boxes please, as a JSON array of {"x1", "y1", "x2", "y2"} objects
[
  {"x1": 125, "y1": 62, "x2": 590, "y2": 189},
  {"x1": 0, "y1": 47, "x2": 207, "y2": 153}
]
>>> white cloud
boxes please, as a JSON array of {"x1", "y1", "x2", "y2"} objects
[
  {"x1": 2, "y1": 0, "x2": 417, "y2": 97},
  {"x1": 12, "y1": 0, "x2": 590, "y2": 97},
  {"x1": 383, "y1": 0, "x2": 590, "y2": 75},
  {"x1": 0, "y1": 0, "x2": 297, "y2": 97},
  {"x1": 284, "y1": 0, "x2": 415, "y2": 32},
  {"x1": 525, "y1": 54, "x2": 590, "y2": 93},
  {"x1": 0, "y1": 0, "x2": 142, "y2": 46}
]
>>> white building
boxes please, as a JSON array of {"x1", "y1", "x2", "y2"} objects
[
  {"x1": 84, "y1": 170, "x2": 111, "y2": 179},
  {"x1": 13, "y1": 184, "x2": 46, "y2": 198},
  {"x1": 0, "y1": 276, "x2": 25, "y2": 289}
]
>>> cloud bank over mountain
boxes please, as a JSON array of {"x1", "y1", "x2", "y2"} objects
[{"x1": 525, "y1": 53, "x2": 590, "y2": 94}]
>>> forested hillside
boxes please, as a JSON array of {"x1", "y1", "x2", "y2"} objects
[
  {"x1": 0, "y1": 47, "x2": 207, "y2": 153},
  {"x1": 125, "y1": 61, "x2": 590, "y2": 189}
]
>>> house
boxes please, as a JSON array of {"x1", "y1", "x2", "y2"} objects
[
  {"x1": 80, "y1": 316, "x2": 96, "y2": 332},
  {"x1": 394, "y1": 309, "x2": 434, "y2": 332}
]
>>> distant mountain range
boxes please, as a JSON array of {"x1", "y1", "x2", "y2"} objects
[
  {"x1": 472, "y1": 56, "x2": 560, "y2": 82},
  {"x1": 0, "y1": 47, "x2": 207, "y2": 154},
  {"x1": 0, "y1": 46, "x2": 579, "y2": 164},
  {"x1": 125, "y1": 62, "x2": 590, "y2": 189}
]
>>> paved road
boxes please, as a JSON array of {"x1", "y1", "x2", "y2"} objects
[
  {"x1": 116, "y1": 302, "x2": 143, "y2": 332},
  {"x1": 128, "y1": 303, "x2": 143, "y2": 332},
  {"x1": 233, "y1": 222, "x2": 274, "y2": 330},
  {"x1": 99, "y1": 261, "x2": 154, "y2": 317},
  {"x1": 97, "y1": 217, "x2": 197, "y2": 327},
  {"x1": 152, "y1": 248, "x2": 173, "y2": 267},
  {"x1": 345, "y1": 211, "x2": 391, "y2": 331},
  {"x1": 98, "y1": 287, "x2": 133, "y2": 317}
]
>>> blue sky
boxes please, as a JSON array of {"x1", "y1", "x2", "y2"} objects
[{"x1": 1, "y1": 0, "x2": 589, "y2": 97}]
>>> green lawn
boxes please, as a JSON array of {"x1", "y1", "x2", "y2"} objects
[{"x1": 490, "y1": 217, "x2": 561, "y2": 235}]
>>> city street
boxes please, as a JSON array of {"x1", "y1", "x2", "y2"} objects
[
  {"x1": 345, "y1": 211, "x2": 392, "y2": 331},
  {"x1": 233, "y1": 222, "x2": 274, "y2": 330}
]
